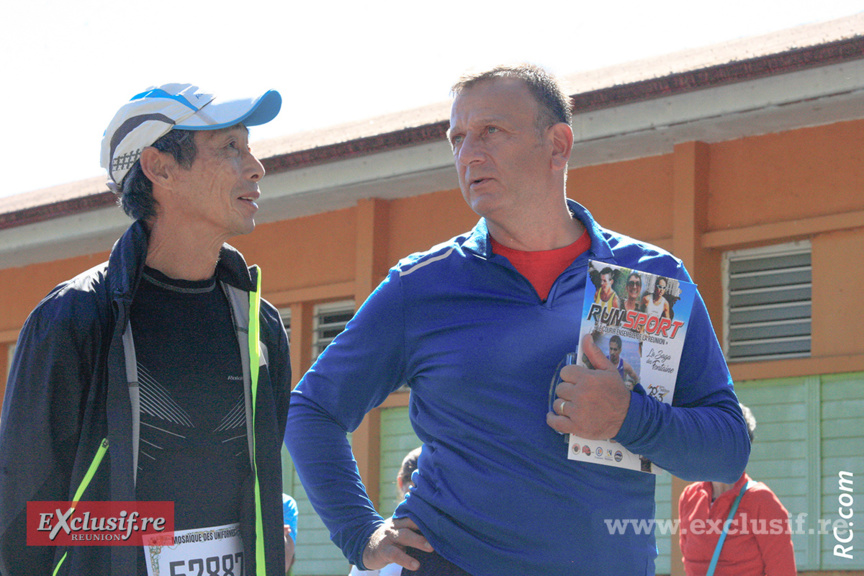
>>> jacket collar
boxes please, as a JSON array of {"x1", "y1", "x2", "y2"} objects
[
  {"x1": 462, "y1": 199, "x2": 614, "y2": 260},
  {"x1": 107, "y1": 220, "x2": 257, "y2": 304}
]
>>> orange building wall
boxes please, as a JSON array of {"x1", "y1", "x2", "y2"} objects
[
  {"x1": 811, "y1": 228, "x2": 864, "y2": 359},
  {"x1": 386, "y1": 188, "x2": 477, "y2": 268},
  {"x1": 3, "y1": 120, "x2": 863, "y2": 387},
  {"x1": 1, "y1": 121, "x2": 862, "y2": 562},
  {"x1": 568, "y1": 153, "x2": 675, "y2": 246},
  {"x1": 3, "y1": 119, "x2": 863, "y2": 386},
  {"x1": 232, "y1": 207, "x2": 358, "y2": 294},
  {"x1": 0, "y1": 252, "x2": 109, "y2": 335},
  {"x1": 708, "y1": 119, "x2": 864, "y2": 230}
]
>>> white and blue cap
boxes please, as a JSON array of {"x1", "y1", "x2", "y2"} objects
[{"x1": 100, "y1": 83, "x2": 282, "y2": 187}]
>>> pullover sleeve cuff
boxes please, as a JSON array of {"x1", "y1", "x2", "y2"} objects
[{"x1": 613, "y1": 389, "x2": 648, "y2": 446}]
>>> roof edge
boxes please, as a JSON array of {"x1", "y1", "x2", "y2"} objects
[
  {"x1": 571, "y1": 36, "x2": 864, "y2": 112},
  {"x1": 0, "y1": 190, "x2": 117, "y2": 230},
  {"x1": 2, "y1": 25, "x2": 863, "y2": 231},
  {"x1": 262, "y1": 121, "x2": 449, "y2": 173}
]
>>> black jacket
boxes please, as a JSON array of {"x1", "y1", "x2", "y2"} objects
[{"x1": 0, "y1": 221, "x2": 291, "y2": 575}]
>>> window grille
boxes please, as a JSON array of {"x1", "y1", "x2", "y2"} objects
[
  {"x1": 279, "y1": 309, "x2": 291, "y2": 344},
  {"x1": 723, "y1": 242, "x2": 811, "y2": 362},
  {"x1": 313, "y1": 300, "x2": 355, "y2": 360}
]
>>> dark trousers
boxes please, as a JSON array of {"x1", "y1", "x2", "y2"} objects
[{"x1": 401, "y1": 549, "x2": 473, "y2": 576}]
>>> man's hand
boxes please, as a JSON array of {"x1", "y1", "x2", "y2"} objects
[
  {"x1": 361, "y1": 517, "x2": 433, "y2": 571},
  {"x1": 546, "y1": 333, "x2": 631, "y2": 439}
]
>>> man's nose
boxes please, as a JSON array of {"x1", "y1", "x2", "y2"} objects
[
  {"x1": 246, "y1": 151, "x2": 266, "y2": 181},
  {"x1": 456, "y1": 132, "x2": 484, "y2": 166}
]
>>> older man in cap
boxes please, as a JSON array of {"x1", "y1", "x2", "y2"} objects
[{"x1": 0, "y1": 84, "x2": 291, "y2": 575}]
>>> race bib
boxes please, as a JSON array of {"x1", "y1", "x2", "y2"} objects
[{"x1": 144, "y1": 523, "x2": 243, "y2": 576}]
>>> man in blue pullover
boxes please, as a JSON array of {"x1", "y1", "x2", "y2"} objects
[{"x1": 284, "y1": 64, "x2": 750, "y2": 575}]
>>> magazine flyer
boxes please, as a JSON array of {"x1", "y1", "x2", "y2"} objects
[{"x1": 564, "y1": 260, "x2": 697, "y2": 473}]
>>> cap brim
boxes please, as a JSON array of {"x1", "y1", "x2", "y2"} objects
[{"x1": 175, "y1": 89, "x2": 282, "y2": 131}]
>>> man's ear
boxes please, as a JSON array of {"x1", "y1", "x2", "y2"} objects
[
  {"x1": 139, "y1": 147, "x2": 173, "y2": 188},
  {"x1": 548, "y1": 122, "x2": 574, "y2": 171}
]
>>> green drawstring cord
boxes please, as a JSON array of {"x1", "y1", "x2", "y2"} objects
[
  {"x1": 53, "y1": 269, "x2": 267, "y2": 574},
  {"x1": 52, "y1": 438, "x2": 109, "y2": 575},
  {"x1": 248, "y1": 266, "x2": 267, "y2": 574}
]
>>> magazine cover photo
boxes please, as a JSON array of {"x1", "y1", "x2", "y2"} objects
[{"x1": 565, "y1": 261, "x2": 698, "y2": 473}]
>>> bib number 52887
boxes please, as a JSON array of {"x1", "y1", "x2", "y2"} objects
[{"x1": 170, "y1": 552, "x2": 243, "y2": 576}]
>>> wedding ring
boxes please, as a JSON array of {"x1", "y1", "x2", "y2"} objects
[{"x1": 558, "y1": 400, "x2": 569, "y2": 415}]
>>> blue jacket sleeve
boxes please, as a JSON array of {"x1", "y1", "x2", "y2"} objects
[
  {"x1": 613, "y1": 288, "x2": 750, "y2": 482},
  {"x1": 284, "y1": 271, "x2": 407, "y2": 568}
]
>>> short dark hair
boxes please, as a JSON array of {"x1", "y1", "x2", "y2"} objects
[
  {"x1": 451, "y1": 63, "x2": 573, "y2": 130},
  {"x1": 609, "y1": 335, "x2": 622, "y2": 349},
  {"x1": 118, "y1": 129, "x2": 197, "y2": 222},
  {"x1": 398, "y1": 447, "x2": 422, "y2": 489}
]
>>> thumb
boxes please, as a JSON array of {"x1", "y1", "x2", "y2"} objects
[{"x1": 581, "y1": 333, "x2": 615, "y2": 371}]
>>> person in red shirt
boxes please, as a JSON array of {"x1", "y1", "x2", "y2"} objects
[{"x1": 679, "y1": 404, "x2": 797, "y2": 575}]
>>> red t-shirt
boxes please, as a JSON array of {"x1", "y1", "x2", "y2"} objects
[
  {"x1": 679, "y1": 473, "x2": 797, "y2": 576},
  {"x1": 490, "y1": 231, "x2": 591, "y2": 300}
]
